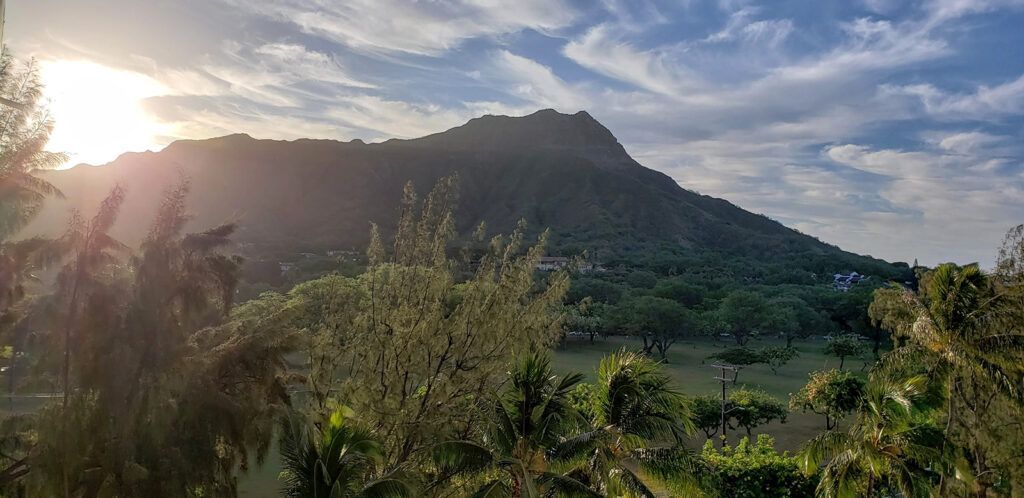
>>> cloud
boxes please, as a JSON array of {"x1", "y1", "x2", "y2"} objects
[
  {"x1": 882, "y1": 74, "x2": 1024, "y2": 119},
  {"x1": 19, "y1": 0, "x2": 1024, "y2": 265},
  {"x1": 823, "y1": 139, "x2": 1024, "y2": 263},
  {"x1": 486, "y1": 51, "x2": 590, "y2": 110},
  {"x1": 225, "y1": 0, "x2": 579, "y2": 56},
  {"x1": 563, "y1": 25, "x2": 702, "y2": 97}
]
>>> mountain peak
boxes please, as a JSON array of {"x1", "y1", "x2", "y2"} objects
[{"x1": 406, "y1": 109, "x2": 626, "y2": 155}]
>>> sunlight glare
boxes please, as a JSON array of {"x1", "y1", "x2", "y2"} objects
[{"x1": 41, "y1": 60, "x2": 172, "y2": 168}]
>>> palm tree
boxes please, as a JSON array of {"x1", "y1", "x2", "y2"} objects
[
  {"x1": 906, "y1": 264, "x2": 1022, "y2": 399},
  {"x1": 555, "y1": 350, "x2": 705, "y2": 497},
  {"x1": 874, "y1": 263, "x2": 1024, "y2": 495},
  {"x1": 800, "y1": 374, "x2": 948, "y2": 498},
  {"x1": 431, "y1": 352, "x2": 597, "y2": 497},
  {"x1": 280, "y1": 407, "x2": 414, "y2": 498}
]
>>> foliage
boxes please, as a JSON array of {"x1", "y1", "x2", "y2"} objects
[
  {"x1": 789, "y1": 370, "x2": 865, "y2": 430},
  {"x1": 702, "y1": 435, "x2": 816, "y2": 498},
  {"x1": 767, "y1": 296, "x2": 828, "y2": 346},
  {"x1": 691, "y1": 395, "x2": 723, "y2": 439},
  {"x1": 273, "y1": 178, "x2": 570, "y2": 467},
  {"x1": 554, "y1": 350, "x2": 705, "y2": 496},
  {"x1": 562, "y1": 298, "x2": 604, "y2": 343},
  {"x1": 822, "y1": 334, "x2": 865, "y2": 370},
  {"x1": 0, "y1": 50, "x2": 67, "y2": 239},
  {"x1": 611, "y1": 295, "x2": 698, "y2": 359},
  {"x1": 0, "y1": 50, "x2": 67, "y2": 390},
  {"x1": 716, "y1": 290, "x2": 771, "y2": 345},
  {"x1": 760, "y1": 346, "x2": 798, "y2": 374},
  {"x1": 800, "y1": 373, "x2": 949, "y2": 498},
  {"x1": 727, "y1": 388, "x2": 787, "y2": 437},
  {"x1": 869, "y1": 254, "x2": 1024, "y2": 496},
  {"x1": 567, "y1": 383, "x2": 598, "y2": 424},
  {"x1": 706, "y1": 347, "x2": 763, "y2": 367},
  {"x1": 22, "y1": 180, "x2": 299, "y2": 497},
  {"x1": 430, "y1": 352, "x2": 592, "y2": 497},
  {"x1": 651, "y1": 277, "x2": 704, "y2": 307},
  {"x1": 706, "y1": 346, "x2": 765, "y2": 384},
  {"x1": 566, "y1": 277, "x2": 624, "y2": 305},
  {"x1": 279, "y1": 407, "x2": 414, "y2": 498}
]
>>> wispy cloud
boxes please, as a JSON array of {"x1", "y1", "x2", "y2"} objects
[
  {"x1": 14, "y1": 0, "x2": 1024, "y2": 264},
  {"x1": 224, "y1": 0, "x2": 579, "y2": 56},
  {"x1": 883, "y1": 74, "x2": 1024, "y2": 119}
]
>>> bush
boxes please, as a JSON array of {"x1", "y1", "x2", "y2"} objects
[{"x1": 702, "y1": 435, "x2": 817, "y2": 498}]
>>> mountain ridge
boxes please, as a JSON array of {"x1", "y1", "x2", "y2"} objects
[{"x1": 27, "y1": 109, "x2": 899, "y2": 275}]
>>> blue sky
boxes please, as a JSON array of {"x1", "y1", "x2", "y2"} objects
[{"x1": 10, "y1": 0, "x2": 1024, "y2": 266}]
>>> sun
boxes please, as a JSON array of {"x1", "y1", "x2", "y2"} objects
[{"x1": 41, "y1": 60, "x2": 173, "y2": 168}]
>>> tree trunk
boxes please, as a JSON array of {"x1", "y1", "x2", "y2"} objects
[
  {"x1": 655, "y1": 339, "x2": 670, "y2": 361},
  {"x1": 839, "y1": 356, "x2": 845, "y2": 370},
  {"x1": 641, "y1": 335, "x2": 653, "y2": 355}
]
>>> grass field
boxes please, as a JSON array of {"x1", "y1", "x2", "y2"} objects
[{"x1": 237, "y1": 335, "x2": 867, "y2": 497}]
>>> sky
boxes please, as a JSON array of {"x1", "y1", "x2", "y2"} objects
[{"x1": 8, "y1": 0, "x2": 1024, "y2": 266}]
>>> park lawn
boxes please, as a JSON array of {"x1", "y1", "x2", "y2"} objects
[
  {"x1": 555, "y1": 335, "x2": 866, "y2": 450},
  {"x1": 238, "y1": 335, "x2": 866, "y2": 497}
]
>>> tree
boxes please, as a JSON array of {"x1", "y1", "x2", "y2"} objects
[
  {"x1": 25, "y1": 180, "x2": 299, "y2": 497},
  {"x1": 0, "y1": 51, "x2": 66, "y2": 240},
  {"x1": 872, "y1": 258, "x2": 1024, "y2": 496},
  {"x1": 769, "y1": 296, "x2": 827, "y2": 346},
  {"x1": 625, "y1": 270, "x2": 658, "y2": 289},
  {"x1": 790, "y1": 369, "x2": 866, "y2": 430},
  {"x1": 760, "y1": 346, "x2": 799, "y2": 375},
  {"x1": 728, "y1": 387, "x2": 787, "y2": 438},
  {"x1": 0, "y1": 50, "x2": 67, "y2": 409},
  {"x1": 706, "y1": 347, "x2": 763, "y2": 383},
  {"x1": 614, "y1": 295, "x2": 697, "y2": 359},
  {"x1": 562, "y1": 298, "x2": 603, "y2": 343},
  {"x1": 691, "y1": 395, "x2": 724, "y2": 439},
  {"x1": 431, "y1": 352, "x2": 594, "y2": 497},
  {"x1": 566, "y1": 277, "x2": 623, "y2": 304},
  {"x1": 867, "y1": 285, "x2": 916, "y2": 349},
  {"x1": 53, "y1": 187, "x2": 127, "y2": 410},
  {"x1": 800, "y1": 374, "x2": 949, "y2": 498},
  {"x1": 702, "y1": 435, "x2": 816, "y2": 498},
  {"x1": 825, "y1": 287, "x2": 885, "y2": 359},
  {"x1": 823, "y1": 334, "x2": 864, "y2": 370},
  {"x1": 286, "y1": 178, "x2": 570, "y2": 467},
  {"x1": 717, "y1": 290, "x2": 771, "y2": 346},
  {"x1": 652, "y1": 277, "x2": 704, "y2": 307},
  {"x1": 555, "y1": 350, "x2": 704, "y2": 496},
  {"x1": 280, "y1": 407, "x2": 414, "y2": 498}
]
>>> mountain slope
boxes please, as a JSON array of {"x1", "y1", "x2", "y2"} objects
[{"x1": 26, "y1": 109, "x2": 895, "y2": 272}]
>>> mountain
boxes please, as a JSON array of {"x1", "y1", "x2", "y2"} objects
[{"x1": 25, "y1": 109, "x2": 900, "y2": 275}]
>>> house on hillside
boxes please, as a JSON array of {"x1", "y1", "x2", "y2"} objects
[
  {"x1": 536, "y1": 256, "x2": 595, "y2": 273},
  {"x1": 833, "y1": 271, "x2": 867, "y2": 291},
  {"x1": 537, "y1": 257, "x2": 570, "y2": 271}
]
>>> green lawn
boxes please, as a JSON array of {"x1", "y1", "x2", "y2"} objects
[
  {"x1": 237, "y1": 335, "x2": 865, "y2": 497},
  {"x1": 555, "y1": 335, "x2": 866, "y2": 450}
]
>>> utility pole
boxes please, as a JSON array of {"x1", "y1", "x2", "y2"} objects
[{"x1": 710, "y1": 362, "x2": 739, "y2": 447}]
